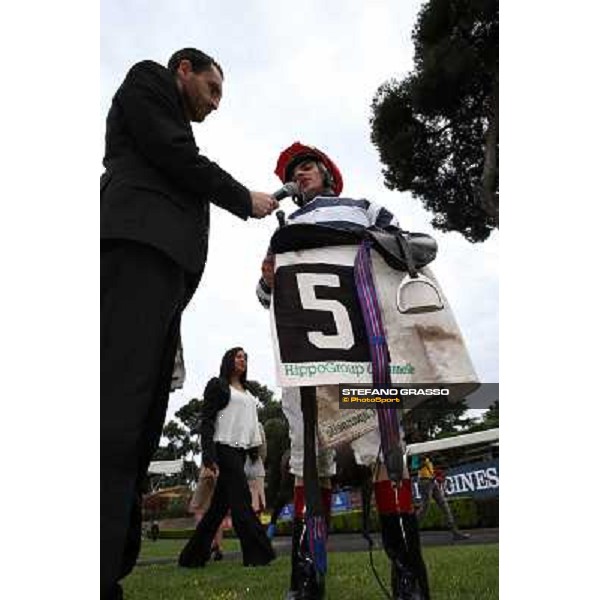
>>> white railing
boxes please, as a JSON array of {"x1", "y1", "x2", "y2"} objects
[{"x1": 406, "y1": 428, "x2": 499, "y2": 455}]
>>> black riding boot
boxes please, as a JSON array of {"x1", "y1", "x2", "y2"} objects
[
  {"x1": 286, "y1": 517, "x2": 304, "y2": 598},
  {"x1": 285, "y1": 517, "x2": 325, "y2": 600},
  {"x1": 380, "y1": 513, "x2": 430, "y2": 600}
]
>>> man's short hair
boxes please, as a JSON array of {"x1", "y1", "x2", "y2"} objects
[{"x1": 167, "y1": 48, "x2": 223, "y2": 79}]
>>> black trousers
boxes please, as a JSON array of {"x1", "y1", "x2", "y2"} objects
[
  {"x1": 101, "y1": 240, "x2": 191, "y2": 600},
  {"x1": 179, "y1": 444, "x2": 275, "y2": 567}
]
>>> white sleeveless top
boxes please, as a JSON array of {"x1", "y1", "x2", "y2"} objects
[{"x1": 213, "y1": 386, "x2": 262, "y2": 450}]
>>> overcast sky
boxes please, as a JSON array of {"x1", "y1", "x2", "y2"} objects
[{"x1": 100, "y1": 0, "x2": 499, "y2": 423}]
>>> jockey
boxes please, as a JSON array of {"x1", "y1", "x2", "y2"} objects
[
  {"x1": 257, "y1": 142, "x2": 430, "y2": 600},
  {"x1": 256, "y1": 142, "x2": 400, "y2": 308}
]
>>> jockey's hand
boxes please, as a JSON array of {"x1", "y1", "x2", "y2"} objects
[
  {"x1": 261, "y1": 251, "x2": 275, "y2": 288},
  {"x1": 203, "y1": 461, "x2": 219, "y2": 478}
]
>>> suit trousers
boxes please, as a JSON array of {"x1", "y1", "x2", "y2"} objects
[
  {"x1": 178, "y1": 444, "x2": 275, "y2": 567},
  {"x1": 101, "y1": 240, "x2": 189, "y2": 599}
]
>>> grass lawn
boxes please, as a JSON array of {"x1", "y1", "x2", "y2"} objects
[
  {"x1": 126, "y1": 539, "x2": 498, "y2": 599},
  {"x1": 138, "y1": 538, "x2": 241, "y2": 560}
]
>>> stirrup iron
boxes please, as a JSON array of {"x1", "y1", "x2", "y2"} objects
[{"x1": 396, "y1": 273, "x2": 444, "y2": 314}]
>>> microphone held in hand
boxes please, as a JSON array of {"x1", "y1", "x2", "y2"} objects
[{"x1": 272, "y1": 181, "x2": 300, "y2": 201}]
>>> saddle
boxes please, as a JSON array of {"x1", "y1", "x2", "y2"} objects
[{"x1": 270, "y1": 224, "x2": 444, "y2": 314}]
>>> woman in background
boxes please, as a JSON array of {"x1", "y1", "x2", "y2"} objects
[{"x1": 178, "y1": 347, "x2": 275, "y2": 568}]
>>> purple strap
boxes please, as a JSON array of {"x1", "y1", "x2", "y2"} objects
[
  {"x1": 306, "y1": 514, "x2": 327, "y2": 574},
  {"x1": 354, "y1": 240, "x2": 401, "y2": 452}
]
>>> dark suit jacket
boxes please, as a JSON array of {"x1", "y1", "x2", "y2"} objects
[{"x1": 100, "y1": 60, "x2": 252, "y2": 277}]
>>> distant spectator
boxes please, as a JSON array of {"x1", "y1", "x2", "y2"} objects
[
  {"x1": 245, "y1": 422, "x2": 267, "y2": 516},
  {"x1": 149, "y1": 521, "x2": 160, "y2": 542},
  {"x1": 415, "y1": 455, "x2": 470, "y2": 541},
  {"x1": 188, "y1": 464, "x2": 226, "y2": 560}
]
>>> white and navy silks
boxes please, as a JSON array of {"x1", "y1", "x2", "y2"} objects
[
  {"x1": 256, "y1": 194, "x2": 401, "y2": 478},
  {"x1": 256, "y1": 194, "x2": 399, "y2": 309}
]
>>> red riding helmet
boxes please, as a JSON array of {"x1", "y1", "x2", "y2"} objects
[{"x1": 274, "y1": 142, "x2": 344, "y2": 195}]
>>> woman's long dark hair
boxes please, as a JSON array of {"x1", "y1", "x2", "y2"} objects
[{"x1": 219, "y1": 347, "x2": 248, "y2": 387}]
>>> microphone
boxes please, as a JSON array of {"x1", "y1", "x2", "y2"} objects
[
  {"x1": 272, "y1": 181, "x2": 300, "y2": 201},
  {"x1": 276, "y1": 210, "x2": 286, "y2": 228}
]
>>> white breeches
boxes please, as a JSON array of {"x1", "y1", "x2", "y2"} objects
[{"x1": 282, "y1": 387, "x2": 383, "y2": 478}]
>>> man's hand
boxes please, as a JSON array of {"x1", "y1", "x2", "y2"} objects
[{"x1": 250, "y1": 191, "x2": 278, "y2": 219}]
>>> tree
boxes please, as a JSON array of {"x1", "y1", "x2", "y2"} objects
[
  {"x1": 482, "y1": 400, "x2": 499, "y2": 428},
  {"x1": 149, "y1": 419, "x2": 198, "y2": 487},
  {"x1": 246, "y1": 380, "x2": 275, "y2": 405},
  {"x1": 257, "y1": 397, "x2": 287, "y2": 425},
  {"x1": 263, "y1": 417, "x2": 290, "y2": 507},
  {"x1": 404, "y1": 397, "x2": 475, "y2": 441},
  {"x1": 370, "y1": 0, "x2": 498, "y2": 242},
  {"x1": 248, "y1": 382, "x2": 291, "y2": 507},
  {"x1": 174, "y1": 397, "x2": 203, "y2": 438},
  {"x1": 149, "y1": 398, "x2": 204, "y2": 488},
  {"x1": 162, "y1": 419, "x2": 198, "y2": 458},
  {"x1": 462, "y1": 400, "x2": 499, "y2": 433}
]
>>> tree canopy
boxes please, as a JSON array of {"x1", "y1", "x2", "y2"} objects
[
  {"x1": 246, "y1": 380, "x2": 275, "y2": 405},
  {"x1": 404, "y1": 397, "x2": 474, "y2": 441},
  {"x1": 370, "y1": 0, "x2": 498, "y2": 242}
]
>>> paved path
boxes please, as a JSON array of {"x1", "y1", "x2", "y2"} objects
[{"x1": 137, "y1": 528, "x2": 498, "y2": 567}]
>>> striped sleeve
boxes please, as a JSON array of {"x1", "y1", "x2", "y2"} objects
[
  {"x1": 367, "y1": 201, "x2": 400, "y2": 230},
  {"x1": 256, "y1": 276, "x2": 272, "y2": 309}
]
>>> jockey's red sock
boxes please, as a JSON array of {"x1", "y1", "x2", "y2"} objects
[
  {"x1": 397, "y1": 478, "x2": 413, "y2": 512},
  {"x1": 294, "y1": 485, "x2": 333, "y2": 520},
  {"x1": 374, "y1": 480, "x2": 396, "y2": 514},
  {"x1": 293, "y1": 485, "x2": 305, "y2": 518},
  {"x1": 374, "y1": 479, "x2": 414, "y2": 514},
  {"x1": 321, "y1": 487, "x2": 332, "y2": 523}
]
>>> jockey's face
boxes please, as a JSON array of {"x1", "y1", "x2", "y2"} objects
[{"x1": 291, "y1": 159, "x2": 325, "y2": 198}]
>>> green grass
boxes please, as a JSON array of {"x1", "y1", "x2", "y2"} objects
[
  {"x1": 126, "y1": 541, "x2": 498, "y2": 599},
  {"x1": 139, "y1": 538, "x2": 240, "y2": 560}
]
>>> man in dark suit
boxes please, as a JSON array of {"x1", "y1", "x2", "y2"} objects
[{"x1": 100, "y1": 47, "x2": 278, "y2": 599}]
